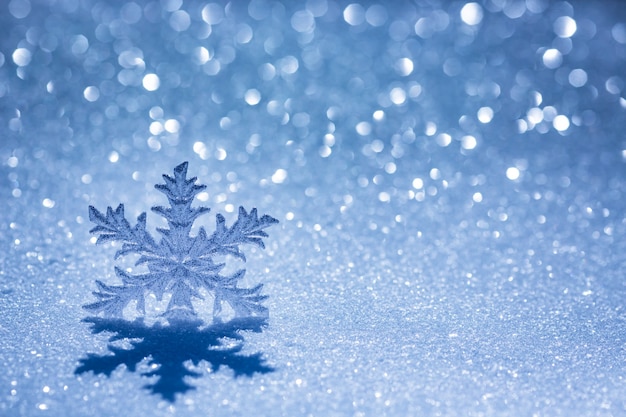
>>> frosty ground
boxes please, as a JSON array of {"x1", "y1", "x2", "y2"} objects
[{"x1": 2, "y1": 0, "x2": 626, "y2": 416}]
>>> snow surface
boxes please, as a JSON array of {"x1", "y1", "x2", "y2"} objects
[{"x1": 1, "y1": 0, "x2": 626, "y2": 416}]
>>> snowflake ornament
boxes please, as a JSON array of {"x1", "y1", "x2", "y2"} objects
[{"x1": 85, "y1": 162, "x2": 278, "y2": 323}]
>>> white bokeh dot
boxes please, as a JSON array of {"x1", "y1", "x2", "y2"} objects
[
  {"x1": 12, "y1": 48, "x2": 31, "y2": 66},
  {"x1": 554, "y1": 16, "x2": 577, "y2": 38},
  {"x1": 553, "y1": 115, "x2": 570, "y2": 131},
  {"x1": 142, "y1": 73, "x2": 160, "y2": 91},
  {"x1": 506, "y1": 167, "x2": 520, "y2": 180},
  {"x1": 568, "y1": 69, "x2": 587, "y2": 87},
  {"x1": 343, "y1": 4, "x2": 365, "y2": 26},
  {"x1": 542, "y1": 49, "x2": 562, "y2": 69},
  {"x1": 271, "y1": 169, "x2": 288, "y2": 184},
  {"x1": 244, "y1": 89, "x2": 261, "y2": 105},
  {"x1": 460, "y1": 2, "x2": 483, "y2": 26},
  {"x1": 461, "y1": 135, "x2": 477, "y2": 150},
  {"x1": 477, "y1": 107, "x2": 494, "y2": 123},
  {"x1": 83, "y1": 86, "x2": 100, "y2": 102},
  {"x1": 395, "y1": 58, "x2": 414, "y2": 76}
]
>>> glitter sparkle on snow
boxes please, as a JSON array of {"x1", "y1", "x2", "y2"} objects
[{"x1": 2, "y1": 1, "x2": 626, "y2": 416}]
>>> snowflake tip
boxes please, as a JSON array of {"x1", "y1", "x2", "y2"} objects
[
  {"x1": 174, "y1": 161, "x2": 189, "y2": 176},
  {"x1": 260, "y1": 214, "x2": 279, "y2": 225},
  {"x1": 88, "y1": 205, "x2": 103, "y2": 222}
]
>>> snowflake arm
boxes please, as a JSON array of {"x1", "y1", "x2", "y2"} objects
[
  {"x1": 214, "y1": 284, "x2": 269, "y2": 318},
  {"x1": 83, "y1": 279, "x2": 145, "y2": 317},
  {"x1": 88, "y1": 204, "x2": 157, "y2": 259},
  {"x1": 152, "y1": 161, "x2": 209, "y2": 230},
  {"x1": 207, "y1": 206, "x2": 279, "y2": 261},
  {"x1": 212, "y1": 269, "x2": 269, "y2": 318}
]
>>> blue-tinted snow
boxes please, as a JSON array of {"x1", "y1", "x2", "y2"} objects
[{"x1": 1, "y1": 0, "x2": 626, "y2": 415}]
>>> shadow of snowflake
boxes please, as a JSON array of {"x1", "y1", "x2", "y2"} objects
[{"x1": 75, "y1": 316, "x2": 274, "y2": 402}]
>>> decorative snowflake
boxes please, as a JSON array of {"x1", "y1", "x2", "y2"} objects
[{"x1": 85, "y1": 162, "x2": 278, "y2": 323}]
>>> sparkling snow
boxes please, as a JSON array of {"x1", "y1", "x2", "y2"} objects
[{"x1": 1, "y1": 1, "x2": 626, "y2": 416}]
